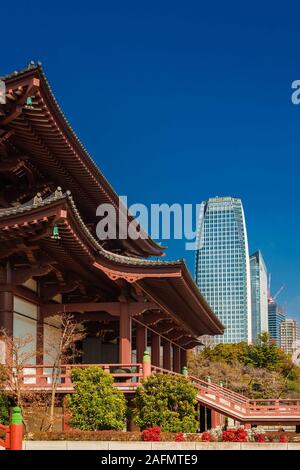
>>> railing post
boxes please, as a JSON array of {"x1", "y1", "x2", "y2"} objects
[
  {"x1": 10, "y1": 406, "x2": 23, "y2": 450},
  {"x1": 64, "y1": 366, "x2": 72, "y2": 386},
  {"x1": 143, "y1": 351, "x2": 151, "y2": 380}
]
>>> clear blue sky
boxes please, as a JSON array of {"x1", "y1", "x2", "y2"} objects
[{"x1": 1, "y1": 1, "x2": 300, "y2": 319}]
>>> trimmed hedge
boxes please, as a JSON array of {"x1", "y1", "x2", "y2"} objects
[
  {"x1": 23, "y1": 430, "x2": 300, "y2": 442},
  {"x1": 67, "y1": 367, "x2": 127, "y2": 431},
  {"x1": 134, "y1": 373, "x2": 198, "y2": 432}
]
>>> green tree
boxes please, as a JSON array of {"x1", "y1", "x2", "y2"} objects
[
  {"x1": 200, "y1": 342, "x2": 248, "y2": 365},
  {"x1": 0, "y1": 365, "x2": 9, "y2": 425},
  {"x1": 134, "y1": 373, "x2": 198, "y2": 432},
  {"x1": 244, "y1": 333, "x2": 288, "y2": 370},
  {"x1": 67, "y1": 367, "x2": 127, "y2": 431},
  {"x1": 0, "y1": 393, "x2": 9, "y2": 425}
]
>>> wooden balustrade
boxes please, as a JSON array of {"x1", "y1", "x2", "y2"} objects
[{"x1": 6, "y1": 364, "x2": 300, "y2": 422}]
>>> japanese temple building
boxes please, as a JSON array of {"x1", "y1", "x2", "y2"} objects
[{"x1": 0, "y1": 63, "x2": 224, "y2": 379}]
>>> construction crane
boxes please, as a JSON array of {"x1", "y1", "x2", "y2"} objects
[
  {"x1": 273, "y1": 284, "x2": 286, "y2": 301},
  {"x1": 268, "y1": 273, "x2": 285, "y2": 303}
]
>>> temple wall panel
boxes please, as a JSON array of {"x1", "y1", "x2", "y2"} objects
[
  {"x1": 13, "y1": 296, "x2": 38, "y2": 366},
  {"x1": 43, "y1": 322, "x2": 62, "y2": 365}
]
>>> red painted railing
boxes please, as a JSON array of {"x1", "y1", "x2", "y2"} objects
[
  {"x1": 8, "y1": 364, "x2": 300, "y2": 423},
  {"x1": 15, "y1": 363, "x2": 143, "y2": 389},
  {"x1": 190, "y1": 374, "x2": 300, "y2": 420}
]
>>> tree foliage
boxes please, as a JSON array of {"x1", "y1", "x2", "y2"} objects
[
  {"x1": 188, "y1": 333, "x2": 299, "y2": 399},
  {"x1": 0, "y1": 365, "x2": 9, "y2": 425},
  {"x1": 67, "y1": 367, "x2": 127, "y2": 431},
  {"x1": 0, "y1": 393, "x2": 9, "y2": 425},
  {"x1": 134, "y1": 373, "x2": 198, "y2": 432}
]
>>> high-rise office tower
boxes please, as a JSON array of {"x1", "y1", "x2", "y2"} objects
[
  {"x1": 195, "y1": 197, "x2": 252, "y2": 344},
  {"x1": 280, "y1": 319, "x2": 299, "y2": 355},
  {"x1": 250, "y1": 251, "x2": 268, "y2": 342},
  {"x1": 268, "y1": 301, "x2": 285, "y2": 346}
]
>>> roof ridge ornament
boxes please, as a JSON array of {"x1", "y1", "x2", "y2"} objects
[
  {"x1": 33, "y1": 192, "x2": 43, "y2": 206},
  {"x1": 54, "y1": 186, "x2": 63, "y2": 198}
]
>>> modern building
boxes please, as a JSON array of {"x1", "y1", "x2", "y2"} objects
[
  {"x1": 250, "y1": 251, "x2": 268, "y2": 342},
  {"x1": 268, "y1": 301, "x2": 285, "y2": 346},
  {"x1": 280, "y1": 319, "x2": 299, "y2": 355},
  {"x1": 0, "y1": 64, "x2": 224, "y2": 409},
  {"x1": 195, "y1": 197, "x2": 252, "y2": 344}
]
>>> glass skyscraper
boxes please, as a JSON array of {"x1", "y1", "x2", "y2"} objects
[
  {"x1": 195, "y1": 197, "x2": 252, "y2": 344},
  {"x1": 268, "y1": 301, "x2": 285, "y2": 346},
  {"x1": 250, "y1": 251, "x2": 268, "y2": 342}
]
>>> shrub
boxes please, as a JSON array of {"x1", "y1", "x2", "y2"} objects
[
  {"x1": 67, "y1": 366, "x2": 127, "y2": 431},
  {"x1": 254, "y1": 433, "x2": 266, "y2": 442},
  {"x1": 24, "y1": 431, "x2": 142, "y2": 441},
  {"x1": 0, "y1": 392, "x2": 9, "y2": 425},
  {"x1": 222, "y1": 428, "x2": 248, "y2": 442},
  {"x1": 134, "y1": 373, "x2": 198, "y2": 432},
  {"x1": 142, "y1": 427, "x2": 161, "y2": 441},
  {"x1": 222, "y1": 429, "x2": 236, "y2": 442},
  {"x1": 175, "y1": 432, "x2": 185, "y2": 442},
  {"x1": 201, "y1": 431, "x2": 212, "y2": 442}
]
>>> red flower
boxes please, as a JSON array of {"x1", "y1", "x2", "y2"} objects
[
  {"x1": 142, "y1": 427, "x2": 161, "y2": 442},
  {"x1": 201, "y1": 431, "x2": 212, "y2": 442},
  {"x1": 175, "y1": 432, "x2": 186, "y2": 442},
  {"x1": 222, "y1": 428, "x2": 248, "y2": 442},
  {"x1": 254, "y1": 433, "x2": 266, "y2": 442},
  {"x1": 279, "y1": 435, "x2": 288, "y2": 443}
]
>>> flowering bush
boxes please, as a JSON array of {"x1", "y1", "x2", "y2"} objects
[
  {"x1": 222, "y1": 429, "x2": 236, "y2": 442},
  {"x1": 279, "y1": 435, "x2": 288, "y2": 443},
  {"x1": 236, "y1": 428, "x2": 248, "y2": 442},
  {"x1": 142, "y1": 426, "x2": 161, "y2": 442},
  {"x1": 201, "y1": 431, "x2": 212, "y2": 442},
  {"x1": 254, "y1": 433, "x2": 266, "y2": 442},
  {"x1": 175, "y1": 432, "x2": 186, "y2": 442}
]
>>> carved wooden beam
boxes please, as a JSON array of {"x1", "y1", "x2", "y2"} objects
[
  {"x1": 165, "y1": 328, "x2": 185, "y2": 341},
  {"x1": 176, "y1": 335, "x2": 194, "y2": 346},
  {"x1": 183, "y1": 340, "x2": 202, "y2": 349},
  {"x1": 155, "y1": 320, "x2": 174, "y2": 334},
  {"x1": 41, "y1": 280, "x2": 80, "y2": 300},
  {"x1": 41, "y1": 301, "x2": 157, "y2": 318},
  {"x1": 12, "y1": 264, "x2": 53, "y2": 285},
  {"x1": 0, "y1": 156, "x2": 25, "y2": 172},
  {"x1": 0, "y1": 130, "x2": 14, "y2": 146},
  {"x1": 0, "y1": 242, "x2": 39, "y2": 260},
  {"x1": 72, "y1": 312, "x2": 118, "y2": 323},
  {"x1": 1, "y1": 78, "x2": 40, "y2": 126},
  {"x1": 138, "y1": 311, "x2": 169, "y2": 326}
]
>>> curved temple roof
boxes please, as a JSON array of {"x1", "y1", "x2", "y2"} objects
[
  {"x1": 0, "y1": 62, "x2": 224, "y2": 341},
  {"x1": 0, "y1": 63, "x2": 163, "y2": 258},
  {"x1": 0, "y1": 191, "x2": 224, "y2": 338}
]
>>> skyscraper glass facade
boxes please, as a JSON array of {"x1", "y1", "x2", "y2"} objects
[
  {"x1": 250, "y1": 251, "x2": 268, "y2": 342},
  {"x1": 268, "y1": 301, "x2": 285, "y2": 346},
  {"x1": 195, "y1": 197, "x2": 251, "y2": 344}
]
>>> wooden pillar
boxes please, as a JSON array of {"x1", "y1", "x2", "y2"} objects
[
  {"x1": 180, "y1": 348, "x2": 187, "y2": 369},
  {"x1": 173, "y1": 345, "x2": 181, "y2": 373},
  {"x1": 0, "y1": 291, "x2": 13, "y2": 337},
  {"x1": 151, "y1": 332, "x2": 160, "y2": 367},
  {"x1": 163, "y1": 340, "x2": 172, "y2": 370},
  {"x1": 0, "y1": 261, "x2": 13, "y2": 339},
  {"x1": 136, "y1": 324, "x2": 147, "y2": 363},
  {"x1": 36, "y1": 306, "x2": 44, "y2": 364},
  {"x1": 211, "y1": 410, "x2": 220, "y2": 429},
  {"x1": 119, "y1": 303, "x2": 131, "y2": 364}
]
